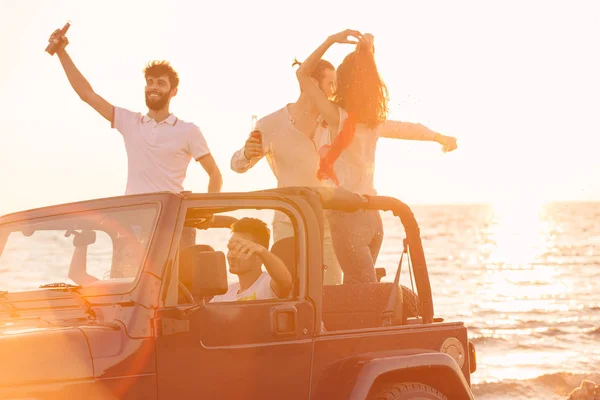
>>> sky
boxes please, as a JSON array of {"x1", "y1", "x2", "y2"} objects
[{"x1": 1, "y1": 0, "x2": 599, "y2": 215}]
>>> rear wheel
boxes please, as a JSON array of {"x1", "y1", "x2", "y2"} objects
[{"x1": 369, "y1": 382, "x2": 447, "y2": 400}]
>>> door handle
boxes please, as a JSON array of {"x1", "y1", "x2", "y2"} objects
[{"x1": 271, "y1": 305, "x2": 297, "y2": 336}]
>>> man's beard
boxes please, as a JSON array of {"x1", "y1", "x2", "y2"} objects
[{"x1": 145, "y1": 91, "x2": 169, "y2": 110}]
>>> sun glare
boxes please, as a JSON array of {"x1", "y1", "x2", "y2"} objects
[
  {"x1": 488, "y1": 197, "x2": 552, "y2": 266},
  {"x1": 476, "y1": 197, "x2": 568, "y2": 314}
]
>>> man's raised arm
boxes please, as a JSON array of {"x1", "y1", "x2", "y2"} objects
[{"x1": 50, "y1": 30, "x2": 114, "y2": 123}]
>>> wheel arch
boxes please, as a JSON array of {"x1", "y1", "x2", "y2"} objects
[{"x1": 348, "y1": 352, "x2": 475, "y2": 400}]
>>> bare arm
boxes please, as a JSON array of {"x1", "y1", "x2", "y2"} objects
[
  {"x1": 296, "y1": 38, "x2": 341, "y2": 131},
  {"x1": 68, "y1": 247, "x2": 99, "y2": 285},
  {"x1": 379, "y1": 121, "x2": 458, "y2": 152},
  {"x1": 296, "y1": 30, "x2": 362, "y2": 131},
  {"x1": 56, "y1": 48, "x2": 114, "y2": 123},
  {"x1": 197, "y1": 154, "x2": 223, "y2": 193},
  {"x1": 379, "y1": 120, "x2": 438, "y2": 140},
  {"x1": 258, "y1": 248, "x2": 292, "y2": 298}
]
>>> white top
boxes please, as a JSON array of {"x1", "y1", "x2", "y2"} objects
[
  {"x1": 211, "y1": 271, "x2": 276, "y2": 302},
  {"x1": 230, "y1": 105, "x2": 330, "y2": 224},
  {"x1": 112, "y1": 107, "x2": 211, "y2": 195},
  {"x1": 319, "y1": 108, "x2": 438, "y2": 196}
]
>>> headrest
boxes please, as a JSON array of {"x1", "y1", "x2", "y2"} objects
[
  {"x1": 270, "y1": 237, "x2": 296, "y2": 275},
  {"x1": 182, "y1": 244, "x2": 215, "y2": 254}
]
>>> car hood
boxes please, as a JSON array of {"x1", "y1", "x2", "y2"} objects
[{"x1": 0, "y1": 321, "x2": 93, "y2": 387}]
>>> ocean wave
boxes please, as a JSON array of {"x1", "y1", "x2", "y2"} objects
[
  {"x1": 468, "y1": 322, "x2": 572, "y2": 335},
  {"x1": 468, "y1": 308, "x2": 550, "y2": 317},
  {"x1": 470, "y1": 336, "x2": 507, "y2": 346},
  {"x1": 515, "y1": 319, "x2": 555, "y2": 329},
  {"x1": 468, "y1": 336, "x2": 570, "y2": 352},
  {"x1": 473, "y1": 372, "x2": 600, "y2": 400},
  {"x1": 540, "y1": 326, "x2": 570, "y2": 337},
  {"x1": 467, "y1": 326, "x2": 579, "y2": 351},
  {"x1": 586, "y1": 327, "x2": 600, "y2": 336}
]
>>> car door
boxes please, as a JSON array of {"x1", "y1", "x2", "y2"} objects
[{"x1": 154, "y1": 197, "x2": 315, "y2": 399}]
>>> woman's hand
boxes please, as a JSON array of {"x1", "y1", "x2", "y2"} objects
[
  {"x1": 328, "y1": 29, "x2": 362, "y2": 45},
  {"x1": 435, "y1": 134, "x2": 458, "y2": 153},
  {"x1": 358, "y1": 33, "x2": 375, "y2": 53}
]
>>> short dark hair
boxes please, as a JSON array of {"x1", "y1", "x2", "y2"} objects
[
  {"x1": 143, "y1": 60, "x2": 180, "y2": 89},
  {"x1": 230, "y1": 218, "x2": 270, "y2": 249},
  {"x1": 292, "y1": 58, "x2": 335, "y2": 82}
]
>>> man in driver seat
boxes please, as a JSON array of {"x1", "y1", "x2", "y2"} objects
[{"x1": 211, "y1": 218, "x2": 293, "y2": 302}]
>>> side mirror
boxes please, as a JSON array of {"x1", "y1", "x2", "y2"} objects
[{"x1": 179, "y1": 246, "x2": 228, "y2": 298}]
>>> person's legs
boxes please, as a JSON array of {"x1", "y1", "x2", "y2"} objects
[
  {"x1": 323, "y1": 218, "x2": 343, "y2": 285},
  {"x1": 327, "y1": 210, "x2": 378, "y2": 284},
  {"x1": 274, "y1": 218, "x2": 342, "y2": 285},
  {"x1": 367, "y1": 210, "x2": 384, "y2": 265}
]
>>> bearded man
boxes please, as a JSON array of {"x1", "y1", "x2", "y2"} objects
[{"x1": 48, "y1": 29, "x2": 222, "y2": 197}]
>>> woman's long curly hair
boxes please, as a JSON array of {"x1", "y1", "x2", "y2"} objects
[
  {"x1": 316, "y1": 40, "x2": 391, "y2": 184},
  {"x1": 332, "y1": 45, "x2": 389, "y2": 127}
]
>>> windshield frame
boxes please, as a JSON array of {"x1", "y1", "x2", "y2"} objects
[{"x1": 0, "y1": 198, "x2": 164, "y2": 297}]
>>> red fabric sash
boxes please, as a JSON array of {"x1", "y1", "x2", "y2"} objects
[{"x1": 317, "y1": 112, "x2": 356, "y2": 186}]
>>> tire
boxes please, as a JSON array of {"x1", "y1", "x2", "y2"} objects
[
  {"x1": 401, "y1": 285, "x2": 422, "y2": 319},
  {"x1": 369, "y1": 382, "x2": 447, "y2": 400}
]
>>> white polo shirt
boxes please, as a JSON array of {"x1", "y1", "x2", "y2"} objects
[{"x1": 112, "y1": 107, "x2": 211, "y2": 195}]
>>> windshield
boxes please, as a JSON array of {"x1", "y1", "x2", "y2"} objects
[{"x1": 0, "y1": 204, "x2": 159, "y2": 293}]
